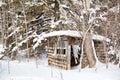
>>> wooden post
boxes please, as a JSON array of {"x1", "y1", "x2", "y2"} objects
[
  {"x1": 67, "y1": 41, "x2": 71, "y2": 70},
  {"x1": 103, "y1": 41, "x2": 108, "y2": 69}
]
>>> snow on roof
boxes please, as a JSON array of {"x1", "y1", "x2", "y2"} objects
[
  {"x1": 43, "y1": 30, "x2": 110, "y2": 42},
  {"x1": 43, "y1": 30, "x2": 82, "y2": 38},
  {"x1": 92, "y1": 34, "x2": 110, "y2": 42}
]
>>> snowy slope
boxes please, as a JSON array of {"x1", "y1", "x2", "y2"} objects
[{"x1": 0, "y1": 56, "x2": 120, "y2": 80}]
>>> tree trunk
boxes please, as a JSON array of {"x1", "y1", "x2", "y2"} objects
[
  {"x1": 54, "y1": 0, "x2": 60, "y2": 21},
  {"x1": 83, "y1": 0, "x2": 96, "y2": 68},
  {"x1": 0, "y1": 8, "x2": 4, "y2": 47},
  {"x1": 84, "y1": 33, "x2": 96, "y2": 68},
  {"x1": 20, "y1": 1, "x2": 29, "y2": 61}
]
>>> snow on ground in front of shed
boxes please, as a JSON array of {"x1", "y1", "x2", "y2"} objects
[{"x1": 0, "y1": 53, "x2": 120, "y2": 80}]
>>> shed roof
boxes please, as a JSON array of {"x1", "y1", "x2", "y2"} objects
[{"x1": 43, "y1": 30, "x2": 110, "y2": 42}]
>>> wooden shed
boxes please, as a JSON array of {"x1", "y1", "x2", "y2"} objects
[{"x1": 43, "y1": 30, "x2": 110, "y2": 70}]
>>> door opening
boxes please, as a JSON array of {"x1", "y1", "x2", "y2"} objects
[{"x1": 71, "y1": 45, "x2": 81, "y2": 67}]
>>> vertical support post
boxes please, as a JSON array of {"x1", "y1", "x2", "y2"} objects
[
  {"x1": 67, "y1": 40, "x2": 71, "y2": 70},
  {"x1": 103, "y1": 41, "x2": 108, "y2": 69},
  {"x1": 47, "y1": 39, "x2": 49, "y2": 64}
]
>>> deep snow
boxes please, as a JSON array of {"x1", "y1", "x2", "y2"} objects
[
  {"x1": 0, "y1": 56, "x2": 120, "y2": 80},
  {"x1": 0, "y1": 44, "x2": 120, "y2": 80}
]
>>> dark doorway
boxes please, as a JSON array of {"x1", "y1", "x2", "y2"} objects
[{"x1": 71, "y1": 45, "x2": 81, "y2": 67}]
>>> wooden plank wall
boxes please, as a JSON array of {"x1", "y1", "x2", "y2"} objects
[
  {"x1": 94, "y1": 41, "x2": 106, "y2": 63},
  {"x1": 48, "y1": 53, "x2": 68, "y2": 70},
  {"x1": 47, "y1": 37, "x2": 70, "y2": 70}
]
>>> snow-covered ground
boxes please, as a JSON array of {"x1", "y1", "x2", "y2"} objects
[
  {"x1": 0, "y1": 57, "x2": 120, "y2": 80},
  {"x1": 0, "y1": 44, "x2": 120, "y2": 80}
]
